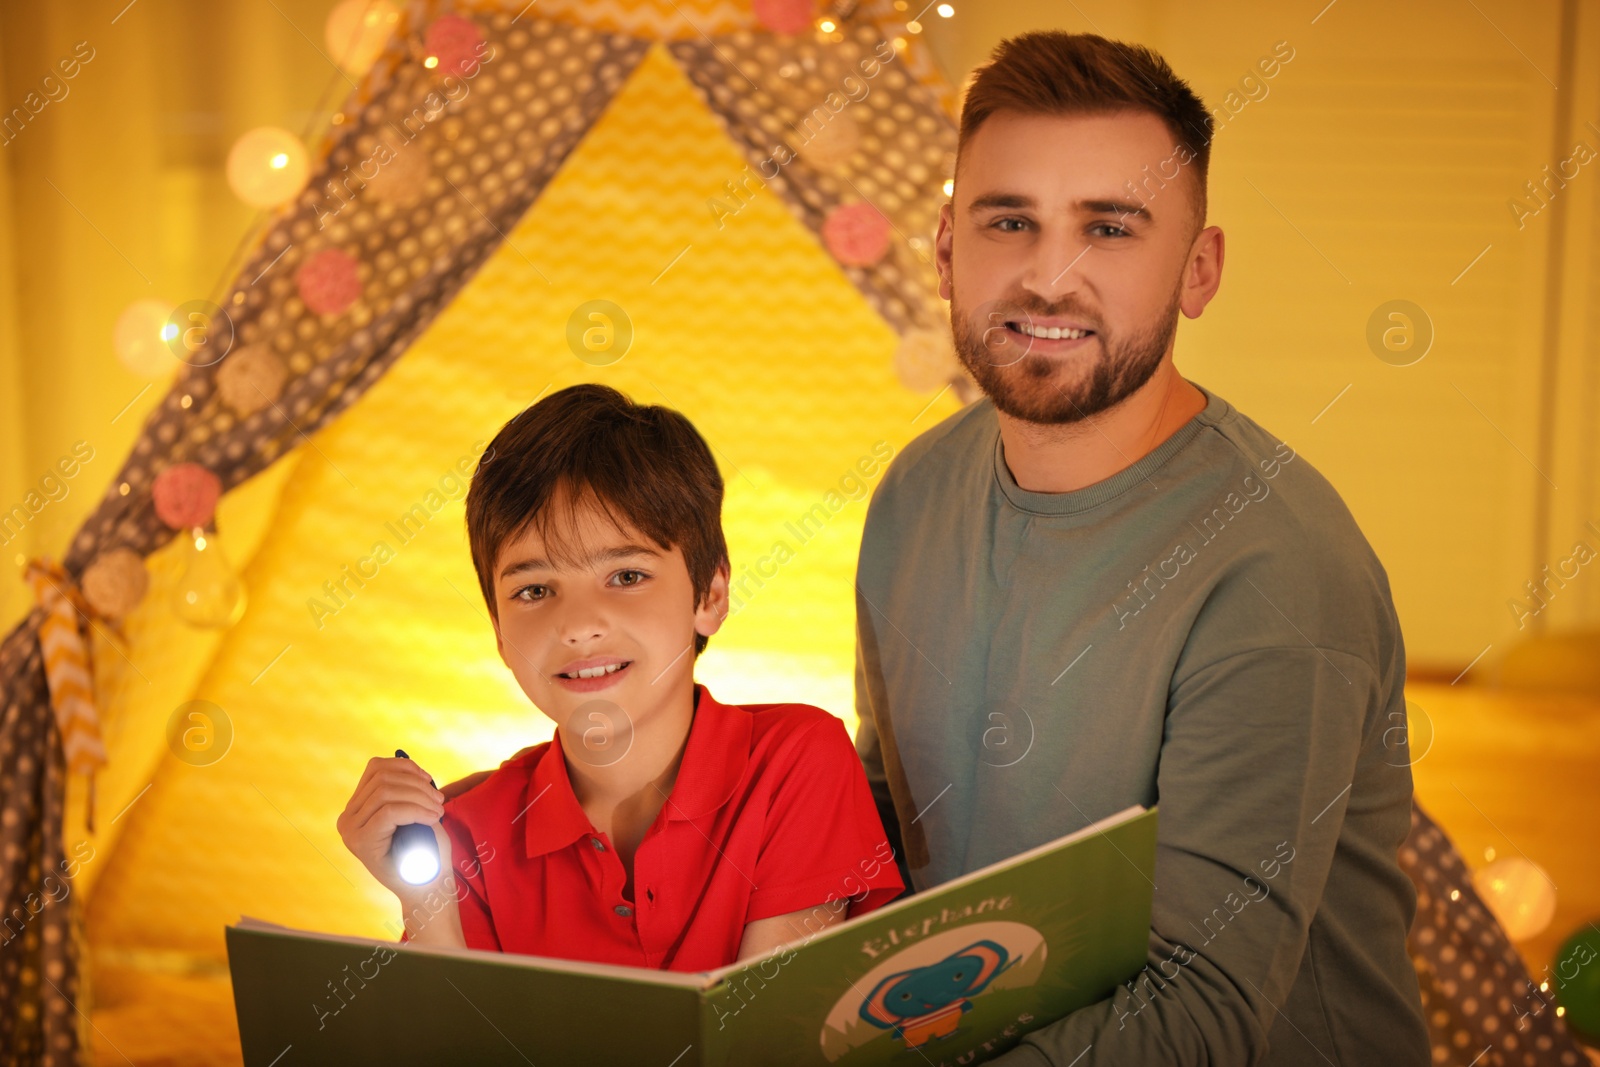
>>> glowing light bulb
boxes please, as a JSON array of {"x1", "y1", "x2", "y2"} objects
[
  {"x1": 114, "y1": 299, "x2": 179, "y2": 377},
  {"x1": 227, "y1": 127, "x2": 309, "y2": 208},
  {"x1": 819, "y1": 18, "x2": 836, "y2": 31},
  {"x1": 943, "y1": 178, "x2": 955, "y2": 196},
  {"x1": 423, "y1": 55, "x2": 439, "y2": 69},
  {"x1": 906, "y1": 19, "x2": 923, "y2": 33},
  {"x1": 937, "y1": 3, "x2": 954, "y2": 16},
  {"x1": 172, "y1": 526, "x2": 246, "y2": 629}
]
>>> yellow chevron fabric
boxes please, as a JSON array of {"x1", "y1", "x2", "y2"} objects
[{"x1": 24, "y1": 558, "x2": 107, "y2": 781}]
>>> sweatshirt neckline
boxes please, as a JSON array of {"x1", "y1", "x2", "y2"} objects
[{"x1": 991, "y1": 384, "x2": 1230, "y2": 517}]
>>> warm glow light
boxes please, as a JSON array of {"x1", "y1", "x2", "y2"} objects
[
  {"x1": 114, "y1": 298, "x2": 179, "y2": 377},
  {"x1": 226, "y1": 127, "x2": 309, "y2": 208},
  {"x1": 818, "y1": 18, "x2": 836, "y2": 31},
  {"x1": 937, "y1": 3, "x2": 955, "y2": 15},
  {"x1": 423, "y1": 55, "x2": 439, "y2": 69},
  {"x1": 906, "y1": 19, "x2": 922, "y2": 33},
  {"x1": 194, "y1": 535, "x2": 208, "y2": 551},
  {"x1": 943, "y1": 178, "x2": 954, "y2": 196}
]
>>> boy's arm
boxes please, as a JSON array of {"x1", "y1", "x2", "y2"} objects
[{"x1": 735, "y1": 898, "x2": 847, "y2": 961}]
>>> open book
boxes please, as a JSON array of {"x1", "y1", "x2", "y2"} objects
[{"x1": 227, "y1": 805, "x2": 1155, "y2": 1066}]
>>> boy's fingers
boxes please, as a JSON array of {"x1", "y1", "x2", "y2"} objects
[
  {"x1": 349, "y1": 762, "x2": 442, "y2": 823},
  {"x1": 352, "y1": 782, "x2": 445, "y2": 835},
  {"x1": 358, "y1": 801, "x2": 445, "y2": 843}
]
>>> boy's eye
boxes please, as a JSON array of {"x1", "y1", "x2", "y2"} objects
[
  {"x1": 512, "y1": 584, "x2": 549, "y2": 602},
  {"x1": 611, "y1": 569, "x2": 648, "y2": 587}
]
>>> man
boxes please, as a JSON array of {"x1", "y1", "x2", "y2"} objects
[{"x1": 853, "y1": 31, "x2": 1432, "y2": 1065}]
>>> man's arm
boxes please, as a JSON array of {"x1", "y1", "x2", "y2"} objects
[
  {"x1": 989, "y1": 644, "x2": 1393, "y2": 1066},
  {"x1": 855, "y1": 618, "x2": 914, "y2": 894}
]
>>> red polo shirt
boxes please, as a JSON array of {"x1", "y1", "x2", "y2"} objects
[{"x1": 407, "y1": 684, "x2": 903, "y2": 971}]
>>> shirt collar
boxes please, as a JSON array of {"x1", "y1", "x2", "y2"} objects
[{"x1": 522, "y1": 683, "x2": 752, "y2": 858}]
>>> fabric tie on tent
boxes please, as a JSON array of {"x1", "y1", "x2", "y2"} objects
[{"x1": 22, "y1": 558, "x2": 107, "y2": 830}]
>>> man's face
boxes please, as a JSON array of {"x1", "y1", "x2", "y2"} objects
[
  {"x1": 490, "y1": 486, "x2": 726, "y2": 752},
  {"x1": 937, "y1": 109, "x2": 1208, "y2": 425}
]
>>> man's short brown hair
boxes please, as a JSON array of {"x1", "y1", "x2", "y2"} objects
[
  {"x1": 957, "y1": 32, "x2": 1214, "y2": 227},
  {"x1": 466, "y1": 384, "x2": 729, "y2": 656}
]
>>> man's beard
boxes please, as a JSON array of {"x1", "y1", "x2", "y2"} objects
[{"x1": 950, "y1": 288, "x2": 1182, "y2": 425}]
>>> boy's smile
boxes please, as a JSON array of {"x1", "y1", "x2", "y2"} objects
[{"x1": 551, "y1": 654, "x2": 633, "y2": 693}]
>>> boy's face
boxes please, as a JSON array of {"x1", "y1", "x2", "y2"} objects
[{"x1": 489, "y1": 486, "x2": 728, "y2": 737}]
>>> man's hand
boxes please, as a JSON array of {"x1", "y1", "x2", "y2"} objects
[{"x1": 337, "y1": 755, "x2": 454, "y2": 901}]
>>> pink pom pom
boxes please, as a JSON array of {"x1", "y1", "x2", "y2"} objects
[
  {"x1": 425, "y1": 14, "x2": 486, "y2": 78},
  {"x1": 822, "y1": 201, "x2": 892, "y2": 267},
  {"x1": 753, "y1": 0, "x2": 814, "y2": 35},
  {"x1": 296, "y1": 248, "x2": 362, "y2": 317},
  {"x1": 153, "y1": 463, "x2": 222, "y2": 530}
]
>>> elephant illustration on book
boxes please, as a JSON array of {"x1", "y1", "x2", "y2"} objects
[{"x1": 857, "y1": 939, "x2": 1016, "y2": 1050}]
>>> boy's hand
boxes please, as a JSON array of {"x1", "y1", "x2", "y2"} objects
[{"x1": 337, "y1": 755, "x2": 455, "y2": 901}]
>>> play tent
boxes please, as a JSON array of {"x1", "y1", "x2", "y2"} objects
[{"x1": 0, "y1": 2, "x2": 1589, "y2": 1064}]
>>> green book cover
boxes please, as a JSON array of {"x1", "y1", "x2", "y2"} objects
[{"x1": 226, "y1": 805, "x2": 1155, "y2": 1066}]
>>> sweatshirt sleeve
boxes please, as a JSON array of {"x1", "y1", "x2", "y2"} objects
[{"x1": 989, "y1": 642, "x2": 1396, "y2": 1066}]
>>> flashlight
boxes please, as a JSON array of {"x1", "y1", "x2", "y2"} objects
[{"x1": 391, "y1": 748, "x2": 442, "y2": 886}]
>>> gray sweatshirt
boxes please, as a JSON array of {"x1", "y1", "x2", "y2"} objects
[{"x1": 853, "y1": 386, "x2": 1431, "y2": 1066}]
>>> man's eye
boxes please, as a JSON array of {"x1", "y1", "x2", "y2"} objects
[
  {"x1": 992, "y1": 217, "x2": 1029, "y2": 233},
  {"x1": 513, "y1": 584, "x2": 548, "y2": 601},
  {"x1": 1090, "y1": 223, "x2": 1129, "y2": 238}
]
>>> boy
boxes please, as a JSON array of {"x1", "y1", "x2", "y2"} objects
[{"x1": 337, "y1": 384, "x2": 903, "y2": 971}]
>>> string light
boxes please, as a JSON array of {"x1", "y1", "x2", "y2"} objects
[
  {"x1": 819, "y1": 18, "x2": 837, "y2": 32},
  {"x1": 423, "y1": 55, "x2": 439, "y2": 69},
  {"x1": 937, "y1": 3, "x2": 955, "y2": 15},
  {"x1": 906, "y1": 19, "x2": 922, "y2": 32}
]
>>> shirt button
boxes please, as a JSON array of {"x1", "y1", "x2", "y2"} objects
[
  {"x1": 614, "y1": 904, "x2": 633, "y2": 918},
  {"x1": 590, "y1": 836, "x2": 606, "y2": 852}
]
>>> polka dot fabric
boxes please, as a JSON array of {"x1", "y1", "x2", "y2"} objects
[
  {"x1": 1403, "y1": 804, "x2": 1593, "y2": 1065},
  {"x1": 0, "y1": 620, "x2": 80, "y2": 1067},
  {"x1": 669, "y1": 19, "x2": 957, "y2": 336}
]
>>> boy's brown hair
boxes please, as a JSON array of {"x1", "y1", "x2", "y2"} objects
[
  {"x1": 466, "y1": 384, "x2": 729, "y2": 656},
  {"x1": 957, "y1": 32, "x2": 1214, "y2": 228}
]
